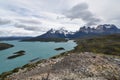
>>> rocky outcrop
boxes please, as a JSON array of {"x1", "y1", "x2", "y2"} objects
[{"x1": 6, "y1": 52, "x2": 120, "y2": 80}]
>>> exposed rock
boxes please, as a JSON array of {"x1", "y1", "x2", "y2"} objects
[{"x1": 5, "y1": 52, "x2": 120, "y2": 80}]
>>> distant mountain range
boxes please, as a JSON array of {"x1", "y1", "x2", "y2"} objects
[
  {"x1": 71, "y1": 24, "x2": 120, "y2": 38},
  {"x1": 23, "y1": 24, "x2": 120, "y2": 41},
  {"x1": 1, "y1": 24, "x2": 120, "y2": 41},
  {"x1": 0, "y1": 36, "x2": 33, "y2": 41}
]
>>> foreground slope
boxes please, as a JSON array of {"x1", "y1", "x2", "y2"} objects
[{"x1": 4, "y1": 52, "x2": 120, "y2": 80}]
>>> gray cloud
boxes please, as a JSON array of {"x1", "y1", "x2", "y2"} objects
[
  {"x1": 15, "y1": 23, "x2": 39, "y2": 31},
  {"x1": 0, "y1": 28, "x2": 36, "y2": 37},
  {"x1": 14, "y1": 23, "x2": 46, "y2": 32},
  {"x1": 17, "y1": 19, "x2": 42, "y2": 24},
  {"x1": 64, "y1": 3, "x2": 101, "y2": 26},
  {"x1": 0, "y1": 18, "x2": 11, "y2": 25},
  {"x1": 7, "y1": 4, "x2": 32, "y2": 16}
]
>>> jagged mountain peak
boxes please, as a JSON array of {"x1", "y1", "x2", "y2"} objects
[
  {"x1": 56, "y1": 27, "x2": 68, "y2": 34},
  {"x1": 96, "y1": 24, "x2": 118, "y2": 30},
  {"x1": 78, "y1": 24, "x2": 119, "y2": 33},
  {"x1": 47, "y1": 28, "x2": 56, "y2": 34},
  {"x1": 47, "y1": 27, "x2": 73, "y2": 36},
  {"x1": 36, "y1": 27, "x2": 74, "y2": 39},
  {"x1": 23, "y1": 24, "x2": 120, "y2": 41},
  {"x1": 45, "y1": 24, "x2": 120, "y2": 38}
]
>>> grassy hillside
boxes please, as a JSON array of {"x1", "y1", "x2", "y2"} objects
[{"x1": 72, "y1": 34, "x2": 120, "y2": 56}]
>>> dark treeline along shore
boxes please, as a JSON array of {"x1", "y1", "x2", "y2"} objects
[{"x1": 21, "y1": 38, "x2": 68, "y2": 42}]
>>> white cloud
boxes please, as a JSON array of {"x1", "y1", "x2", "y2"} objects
[
  {"x1": 0, "y1": 27, "x2": 40, "y2": 37},
  {"x1": 0, "y1": 18, "x2": 11, "y2": 25},
  {"x1": 0, "y1": 0, "x2": 119, "y2": 36}
]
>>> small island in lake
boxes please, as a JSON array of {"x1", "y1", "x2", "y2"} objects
[
  {"x1": 0, "y1": 43, "x2": 14, "y2": 50},
  {"x1": 30, "y1": 57, "x2": 40, "y2": 62},
  {"x1": 55, "y1": 47, "x2": 65, "y2": 51},
  {"x1": 7, "y1": 50, "x2": 25, "y2": 59}
]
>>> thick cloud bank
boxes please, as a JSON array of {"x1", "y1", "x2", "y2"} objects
[{"x1": 65, "y1": 3, "x2": 101, "y2": 26}]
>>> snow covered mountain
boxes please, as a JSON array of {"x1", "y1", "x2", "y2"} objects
[
  {"x1": 96, "y1": 24, "x2": 119, "y2": 33},
  {"x1": 22, "y1": 24, "x2": 120, "y2": 41},
  {"x1": 79, "y1": 24, "x2": 119, "y2": 33},
  {"x1": 72, "y1": 24, "x2": 120, "y2": 38},
  {"x1": 35, "y1": 27, "x2": 74, "y2": 39},
  {"x1": 21, "y1": 28, "x2": 74, "y2": 41}
]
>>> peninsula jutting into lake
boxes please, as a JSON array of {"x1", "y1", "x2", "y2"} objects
[{"x1": 0, "y1": 43, "x2": 14, "y2": 50}]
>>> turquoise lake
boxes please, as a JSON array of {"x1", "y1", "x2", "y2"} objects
[{"x1": 0, "y1": 40, "x2": 77, "y2": 74}]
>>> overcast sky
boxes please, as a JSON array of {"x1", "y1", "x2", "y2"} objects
[{"x1": 0, "y1": 0, "x2": 120, "y2": 36}]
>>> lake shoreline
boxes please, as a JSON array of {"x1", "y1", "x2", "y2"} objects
[
  {"x1": 0, "y1": 46, "x2": 75, "y2": 79},
  {"x1": 0, "y1": 43, "x2": 14, "y2": 50},
  {"x1": 1, "y1": 40, "x2": 77, "y2": 74}
]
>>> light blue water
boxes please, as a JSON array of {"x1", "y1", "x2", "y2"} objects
[{"x1": 0, "y1": 40, "x2": 76, "y2": 74}]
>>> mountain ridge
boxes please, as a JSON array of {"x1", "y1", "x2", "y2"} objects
[{"x1": 22, "y1": 24, "x2": 120, "y2": 41}]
